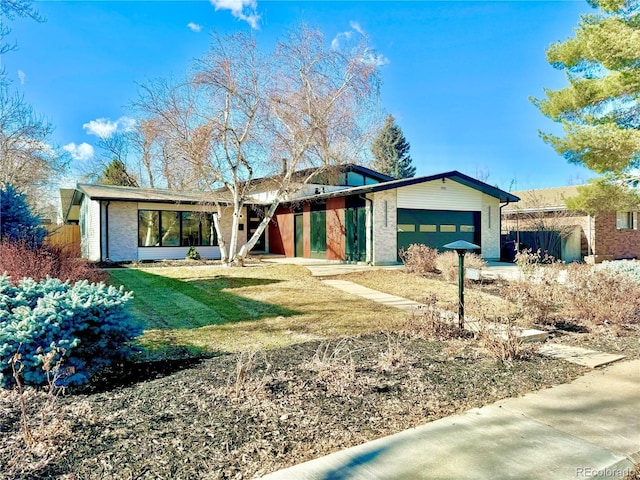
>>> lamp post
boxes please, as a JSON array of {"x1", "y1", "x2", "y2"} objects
[{"x1": 443, "y1": 240, "x2": 481, "y2": 331}]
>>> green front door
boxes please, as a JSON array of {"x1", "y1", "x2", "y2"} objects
[
  {"x1": 310, "y1": 210, "x2": 326, "y2": 258},
  {"x1": 294, "y1": 213, "x2": 304, "y2": 257},
  {"x1": 345, "y1": 207, "x2": 366, "y2": 262}
]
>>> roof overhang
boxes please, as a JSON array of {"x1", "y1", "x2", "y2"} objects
[{"x1": 288, "y1": 170, "x2": 520, "y2": 204}]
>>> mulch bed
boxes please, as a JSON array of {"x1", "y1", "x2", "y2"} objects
[{"x1": 1, "y1": 333, "x2": 587, "y2": 480}]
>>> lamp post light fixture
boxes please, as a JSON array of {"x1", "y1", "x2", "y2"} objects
[{"x1": 443, "y1": 240, "x2": 481, "y2": 331}]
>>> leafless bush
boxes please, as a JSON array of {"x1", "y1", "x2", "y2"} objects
[
  {"x1": 515, "y1": 248, "x2": 560, "y2": 279},
  {"x1": 436, "y1": 251, "x2": 487, "y2": 282},
  {"x1": 399, "y1": 244, "x2": 438, "y2": 275},
  {"x1": 5, "y1": 347, "x2": 71, "y2": 478},
  {"x1": 0, "y1": 239, "x2": 107, "y2": 284},
  {"x1": 228, "y1": 350, "x2": 271, "y2": 400},
  {"x1": 404, "y1": 295, "x2": 461, "y2": 340},
  {"x1": 504, "y1": 267, "x2": 565, "y2": 326},
  {"x1": 302, "y1": 339, "x2": 370, "y2": 397},
  {"x1": 477, "y1": 318, "x2": 537, "y2": 361},
  {"x1": 563, "y1": 263, "x2": 640, "y2": 330},
  {"x1": 377, "y1": 332, "x2": 409, "y2": 371}
]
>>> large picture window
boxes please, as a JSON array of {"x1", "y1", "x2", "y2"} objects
[
  {"x1": 161, "y1": 211, "x2": 180, "y2": 246},
  {"x1": 139, "y1": 211, "x2": 160, "y2": 246},
  {"x1": 138, "y1": 210, "x2": 218, "y2": 247}
]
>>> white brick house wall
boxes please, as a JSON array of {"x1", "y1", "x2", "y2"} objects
[
  {"x1": 368, "y1": 190, "x2": 398, "y2": 264},
  {"x1": 106, "y1": 201, "x2": 138, "y2": 262},
  {"x1": 480, "y1": 194, "x2": 501, "y2": 260}
]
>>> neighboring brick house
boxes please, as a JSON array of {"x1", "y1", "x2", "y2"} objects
[
  {"x1": 502, "y1": 186, "x2": 640, "y2": 263},
  {"x1": 64, "y1": 165, "x2": 518, "y2": 263}
]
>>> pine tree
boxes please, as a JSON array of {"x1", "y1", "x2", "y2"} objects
[
  {"x1": 0, "y1": 183, "x2": 46, "y2": 246},
  {"x1": 98, "y1": 158, "x2": 139, "y2": 187},
  {"x1": 533, "y1": 0, "x2": 640, "y2": 174},
  {"x1": 371, "y1": 115, "x2": 416, "y2": 179},
  {"x1": 566, "y1": 174, "x2": 639, "y2": 216}
]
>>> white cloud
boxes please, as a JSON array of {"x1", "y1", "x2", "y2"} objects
[
  {"x1": 332, "y1": 22, "x2": 390, "y2": 67},
  {"x1": 83, "y1": 116, "x2": 136, "y2": 138},
  {"x1": 210, "y1": 0, "x2": 260, "y2": 29},
  {"x1": 331, "y1": 31, "x2": 351, "y2": 50},
  {"x1": 83, "y1": 118, "x2": 118, "y2": 138},
  {"x1": 118, "y1": 116, "x2": 137, "y2": 132},
  {"x1": 17, "y1": 70, "x2": 26, "y2": 85},
  {"x1": 362, "y1": 50, "x2": 390, "y2": 67},
  {"x1": 63, "y1": 142, "x2": 94, "y2": 161},
  {"x1": 187, "y1": 22, "x2": 202, "y2": 32},
  {"x1": 349, "y1": 21, "x2": 364, "y2": 35}
]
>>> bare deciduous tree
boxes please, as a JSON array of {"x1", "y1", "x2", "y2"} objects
[
  {"x1": 0, "y1": 85, "x2": 66, "y2": 197},
  {"x1": 134, "y1": 25, "x2": 382, "y2": 265}
]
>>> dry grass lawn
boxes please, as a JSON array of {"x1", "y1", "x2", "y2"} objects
[
  {"x1": 340, "y1": 269, "x2": 514, "y2": 318},
  {"x1": 109, "y1": 263, "x2": 408, "y2": 356}
]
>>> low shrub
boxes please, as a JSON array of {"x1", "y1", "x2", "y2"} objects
[
  {"x1": 436, "y1": 251, "x2": 487, "y2": 282},
  {"x1": 0, "y1": 240, "x2": 107, "y2": 285},
  {"x1": 595, "y1": 260, "x2": 640, "y2": 284},
  {"x1": 404, "y1": 295, "x2": 461, "y2": 340},
  {"x1": 504, "y1": 265, "x2": 565, "y2": 325},
  {"x1": 564, "y1": 264, "x2": 640, "y2": 328},
  {"x1": 0, "y1": 275, "x2": 141, "y2": 387},
  {"x1": 515, "y1": 248, "x2": 560, "y2": 279},
  {"x1": 399, "y1": 244, "x2": 438, "y2": 275},
  {"x1": 186, "y1": 246, "x2": 201, "y2": 260},
  {"x1": 477, "y1": 318, "x2": 537, "y2": 361}
]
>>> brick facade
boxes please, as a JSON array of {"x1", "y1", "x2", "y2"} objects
[
  {"x1": 592, "y1": 213, "x2": 640, "y2": 262},
  {"x1": 502, "y1": 211, "x2": 640, "y2": 263}
]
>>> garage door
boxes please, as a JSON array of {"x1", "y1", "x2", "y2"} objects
[{"x1": 397, "y1": 209, "x2": 481, "y2": 254}]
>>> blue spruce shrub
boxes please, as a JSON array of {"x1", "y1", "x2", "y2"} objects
[
  {"x1": 0, "y1": 183, "x2": 46, "y2": 246},
  {"x1": 0, "y1": 275, "x2": 141, "y2": 387}
]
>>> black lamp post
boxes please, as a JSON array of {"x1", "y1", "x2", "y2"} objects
[{"x1": 443, "y1": 240, "x2": 481, "y2": 331}]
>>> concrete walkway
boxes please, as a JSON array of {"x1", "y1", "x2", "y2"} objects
[
  {"x1": 261, "y1": 359, "x2": 640, "y2": 480},
  {"x1": 262, "y1": 257, "x2": 404, "y2": 277},
  {"x1": 321, "y1": 279, "x2": 626, "y2": 368},
  {"x1": 322, "y1": 279, "x2": 423, "y2": 312}
]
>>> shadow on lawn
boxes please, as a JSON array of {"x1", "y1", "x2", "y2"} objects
[{"x1": 110, "y1": 269, "x2": 300, "y2": 329}]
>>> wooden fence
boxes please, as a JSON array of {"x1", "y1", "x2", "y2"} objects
[{"x1": 45, "y1": 224, "x2": 80, "y2": 253}]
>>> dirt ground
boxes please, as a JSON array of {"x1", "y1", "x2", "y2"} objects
[{"x1": 1, "y1": 332, "x2": 587, "y2": 480}]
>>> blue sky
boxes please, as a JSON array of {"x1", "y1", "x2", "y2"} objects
[{"x1": 4, "y1": 0, "x2": 595, "y2": 191}]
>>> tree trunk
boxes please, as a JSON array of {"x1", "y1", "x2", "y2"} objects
[
  {"x1": 212, "y1": 204, "x2": 228, "y2": 263},
  {"x1": 237, "y1": 200, "x2": 281, "y2": 262}
]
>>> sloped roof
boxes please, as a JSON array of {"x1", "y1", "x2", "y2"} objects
[
  {"x1": 71, "y1": 183, "x2": 263, "y2": 205},
  {"x1": 293, "y1": 170, "x2": 520, "y2": 203},
  {"x1": 65, "y1": 169, "x2": 518, "y2": 222},
  {"x1": 502, "y1": 185, "x2": 582, "y2": 213},
  {"x1": 60, "y1": 188, "x2": 77, "y2": 223}
]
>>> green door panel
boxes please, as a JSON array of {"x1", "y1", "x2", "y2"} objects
[
  {"x1": 346, "y1": 207, "x2": 366, "y2": 262},
  {"x1": 310, "y1": 210, "x2": 326, "y2": 258}
]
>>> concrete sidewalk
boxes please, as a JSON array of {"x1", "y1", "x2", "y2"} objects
[{"x1": 261, "y1": 359, "x2": 640, "y2": 480}]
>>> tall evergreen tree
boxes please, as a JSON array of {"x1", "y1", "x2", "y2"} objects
[
  {"x1": 98, "y1": 158, "x2": 139, "y2": 187},
  {"x1": 533, "y1": 0, "x2": 640, "y2": 174},
  {"x1": 371, "y1": 114, "x2": 415, "y2": 179}
]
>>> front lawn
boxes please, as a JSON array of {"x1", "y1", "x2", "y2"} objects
[{"x1": 108, "y1": 263, "x2": 409, "y2": 356}]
